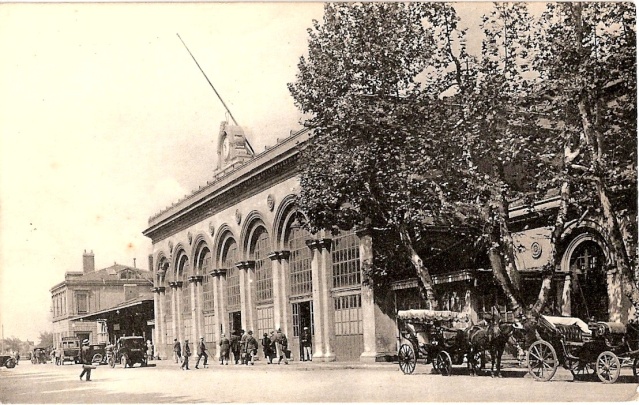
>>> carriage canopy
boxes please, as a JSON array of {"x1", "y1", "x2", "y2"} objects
[{"x1": 397, "y1": 309, "x2": 469, "y2": 323}]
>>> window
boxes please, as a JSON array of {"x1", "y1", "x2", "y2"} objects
[
  {"x1": 204, "y1": 314, "x2": 215, "y2": 343},
  {"x1": 256, "y1": 306, "x2": 274, "y2": 337},
  {"x1": 332, "y1": 230, "x2": 361, "y2": 288},
  {"x1": 289, "y1": 227, "x2": 312, "y2": 296},
  {"x1": 76, "y1": 292, "x2": 88, "y2": 314},
  {"x1": 201, "y1": 251, "x2": 214, "y2": 314},
  {"x1": 179, "y1": 256, "x2": 191, "y2": 317},
  {"x1": 253, "y1": 230, "x2": 273, "y2": 303},
  {"x1": 225, "y1": 242, "x2": 241, "y2": 310},
  {"x1": 334, "y1": 294, "x2": 363, "y2": 336}
]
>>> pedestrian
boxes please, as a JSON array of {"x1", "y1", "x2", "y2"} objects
[
  {"x1": 274, "y1": 328, "x2": 289, "y2": 365},
  {"x1": 262, "y1": 333, "x2": 273, "y2": 364},
  {"x1": 230, "y1": 330, "x2": 241, "y2": 365},
  {"x1": 240, "y1": 330, "x2": 249, "y2": 365},
  {"x1": 195, "y1": 337, "x2": 208, "y2": 369},
  {"x1": 146, "y1": 340, "x2": 153, "y2": 361},
  {"x1": 181, "y1": 339, "x2": 191, "y2": 370},
  {"x1": 219, "y1": 333, "x2": 230, "y2": 365},
  {"x1": 79, "y1": 339, "x2": 94, "y2": 381},
  {"x1": 245, "y1": 331, "x2": 258, "y2": 365},
  {"x1": 55, "y1": 347, "x2": 62, "y2": 365},
  {"x1": 301, "y1": 326, "x2": 312, "y2": 361},
  {"x1": 15, "y1": 352, "x2": 20, "y2": 365},
  {"x1": 173, "y1": 338, "x2": 181, "y2": 364}
]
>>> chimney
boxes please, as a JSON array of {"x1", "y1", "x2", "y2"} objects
[
  {"x1": 83, "y1": 250, "x2": 95, "y2": 273},
  {"x1": 133, "y1": 258, "x2": 137, "y2": 268}
]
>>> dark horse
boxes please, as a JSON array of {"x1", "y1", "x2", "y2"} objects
[{"x1": 466, "y1": 321, "x2": 521, "y2": 377}]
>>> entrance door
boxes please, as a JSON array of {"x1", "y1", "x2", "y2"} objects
[
  {"x1": 570, "y1": 241, "x2": 608, "y2": 321},
  {"x1": 292, "y1": 301, "x2": 313, "y2": 360},
  {"x1": 229, "y1": 311, "x2": 242, "y2": 334}
]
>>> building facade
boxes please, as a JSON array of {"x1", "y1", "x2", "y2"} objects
[
  {"x1": 50, "y1": 251, "x2": 154, "y2": 347},
  {"x1": 144, "y1": 121, "x2": 636, "y2": 362}
]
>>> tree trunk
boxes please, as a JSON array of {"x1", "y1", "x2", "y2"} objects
[{"x1": 398, "y1": 226, "x2": 439, "y2": 310}]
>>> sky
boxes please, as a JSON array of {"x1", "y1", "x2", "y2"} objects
[{"x1": 0, "y1": 2, "x2": 548, "y2": 343}]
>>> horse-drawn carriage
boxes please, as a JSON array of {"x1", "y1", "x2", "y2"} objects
[
  {"x1": 525, "y1": 315, "x2": 639, "y2": 383},
  {"x1": 397, "y1": 309, "x2": 473, "y2": 375}
]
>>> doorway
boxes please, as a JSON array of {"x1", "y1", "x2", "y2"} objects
[
  {"x1": 229, "y1": 311, "x2": 242, "y2": 334},
  {"x1": 292, "y1": 301, "x2": 313, "y2": 360},
  {"x1": 570, "y1": 241, "x2": 608, "y2": 321}
]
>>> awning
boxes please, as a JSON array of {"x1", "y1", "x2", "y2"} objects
[{"x1": 70, "y1": 298, "x2": 153, "y2": 321}]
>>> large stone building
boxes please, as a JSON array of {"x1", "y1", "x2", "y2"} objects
[
  {"x1": 50, "y1": 251, "x2": 154, "y2": 347},
  {"x1": 144, "y1": 121, "x2": 636, "y2": 362}
]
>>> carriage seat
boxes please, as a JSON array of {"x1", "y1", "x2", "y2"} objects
[{"x1": 439, "y1": 327, "x2": 465, "y2": 349}]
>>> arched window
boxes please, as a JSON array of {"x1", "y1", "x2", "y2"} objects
[
  {"x1": 570, "y1": 240, "x2": 608, "y2": 321},
  {"x1": 252, "y1": 228, "x2": 273, "y2": 303},
  {"x1": 225, "y1": 241, "x2": 240, "y2": 310},
  {"x1": 200, "y1": 249, "x2": 214, "y2": 314},
  {"x1": 288, "y1": 226, "x2": 312, "y2": 296}
]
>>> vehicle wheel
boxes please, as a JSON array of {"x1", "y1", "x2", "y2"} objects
[
  {"x1": 526, "y1": 340, "x2": 558, "y2": 382},
  {"x1": 434, "y1": 351, "x2": 453, "y2": 376},
  {"x1": 596, "y1": 351, "x2": 620, "y2": 384},
  {"x1": 398, "y1": 344, "x2": 416, "y2": 375},
  {"x1": 122, "y1": 354, "x2": 128, "y2": 368},
  {"x1": 109, "y1": 356, "x2": 115, "y2": 368},
  {"x1": 92, "y1": 354, "x2": 103, "y2": 364},
  {"x1": 5, "y1": 358, "x2": 16, "y2": 369}
]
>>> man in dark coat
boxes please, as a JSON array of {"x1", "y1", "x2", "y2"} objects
[
  {"x1": 181, "y1": 339, "x2": 191, "y2": 370},
  {"x1": 173, "y1": 338, "x2": 181, "y2": 363},
  {"x1": 245, "y1": 331, "x2": 258, "y2": 366},
  {"x1": 79, "y1": 339, "x2": 93, "y2": 381},
  {"x1": 219, "y1": 333, "x2": 230, "y2": 365},
  {"x1": 195, "y1": 337, "x2": 208, "y2": 369},
  {"x1": 230, "y1": 330, "x2": 241, "y2": 365},
  {"x1": 301, "y1": 326, "x2": 312, "y2": 361}
]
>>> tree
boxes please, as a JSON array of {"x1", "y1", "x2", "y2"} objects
[
  {"x1": 530, "y1": 3, "x2": 639, "y2": 315},
  {"x1": 37, "y1": 331, "x2": 53, "y2": 348}
]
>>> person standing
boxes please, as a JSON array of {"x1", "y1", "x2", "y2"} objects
[
  {"x1": 219, "y1": 334, "x2": 230, "y2": 365},
  {"x1": 146, "y1": 340, "x2": 154, "y2": 361},
  {"x1": 195, "y1": 337, "x2": 208, "y2": 369},
  {"x1": 245, "y1": 331, "x2": 258, "y2": 366},
  {"x1": 240, "y1": 330, "x2": 249, "y2": 365},
  {"x1": 261, "y1": 333, "x2": 273, "y2": 364},
  {"x1": 79, "y1": 339, "x2": 93, "y2": 381},
  {"x1": 274, "y1": 328, "x2": 289, "y2": 365},
  {"x1": 230, "y1": 330, "x2": 241, "y2": 365},
  {"x1": 173, "y1": 338, "x2": 181, "y2": 364},
  {"x1": 55, "y1": 347, "x2": 62, "y2": 365},
  {"x1": 301, "y1": 327, "x2": 312, "y2": 361},
  {"x1": 181, "y1": 339, "x2": 191, "y2": 370}
]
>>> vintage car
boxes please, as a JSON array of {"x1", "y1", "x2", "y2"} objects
[
  {"x1": 89, "y1": 343, "x2": 107, "y2": 364},
  {"x1": 0, "y1": 355, "x2": 16, "y2": 368},
  {"x1": 110, "y1": 336, "x2": 147, "y2": 368},
  {"x1": 60, "y1": 337, "x2": 81, "y2": 364},
  {"x1": 30, "y1": 347, "x2": 48, "y2": 364}
]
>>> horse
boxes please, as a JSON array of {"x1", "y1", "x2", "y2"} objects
[{"x1": 466, "y1": 320, "x2": 522, "y2": 378}]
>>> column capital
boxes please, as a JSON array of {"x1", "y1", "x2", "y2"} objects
[
  {"x1": 188, "y1": 275, "x2": 204, "y2": 283},
  {"x1": 236, "y1": 261, "x2": 255, "y2": 270},
  {"x1": 306, "y1": 238, "x2": 332, "y2": 251},
  {"x1": 168, "y1": 281, "x2": 179, "y2": 289},
  {"x1": 151, "y1": 287, "x2": 160, "y2": 294},
  {"x1": 157, "y1": 286, "x2": 166, "y2": 293},
  {"x1": 210, "y1": 268, "x2": 228, "y2": 277},
  {"x1": 175, "y1": 281, "x2": 184, "y2": 288},
  {"x1": 268, "y1": 251, "x2": 291, "y2": 261}
]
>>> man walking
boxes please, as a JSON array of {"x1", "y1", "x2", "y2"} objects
[
  {"x1": 181, "y1": 339, "x2": 191, "y2": 370},
  {"x1": 173, "y1": 338, "x2": 181, "y2": 364},
  {"x1": 195, "y1": 337, "x2": 208, "y2": 369},
  {"x1": 79, "y1": 339, "x2": 93, "y2": 381},
  {"x1": 274, "y1": 328, "x2": 289, "y2": 365}
]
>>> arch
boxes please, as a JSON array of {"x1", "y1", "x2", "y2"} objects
[
  {"x1": 173, "y1": 244, "x2": 190, "y2": 278},
  {"x1": 272, "y1": 194, "x2": 300, "y2": 250},
  {"x1": 213, "y1": 224, "x2": 237, "y2": 268},
  {"x1": 239, "y1": 210, "x2": 268, "y2": 257},
  {"x1": 560, "y1": 221, "x2": 613, "y2": 273},
  {"x1": 155, "y1": 253, "x2": 171, "y2": 284},
  {"x1": 190, "y1": 233, "x2": 213, "y2": 276}
]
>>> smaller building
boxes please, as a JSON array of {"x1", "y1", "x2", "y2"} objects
[{"x1": 50, "y1": 251, "x2": 154, "y2": 347}]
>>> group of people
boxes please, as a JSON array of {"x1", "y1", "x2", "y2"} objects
[{"x1": 172, "y1": 327, "x2": 308, "y2": 368}]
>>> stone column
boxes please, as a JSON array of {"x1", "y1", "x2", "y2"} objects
[
  {"x1": 280, "y1": 253, "x2": 291, "y2": 336},
  {"x1": 158, "y1": 286, "x2": 166, "y2": 359},
  {"x1": 318, "y1": 237, "x2": 335, "y2": 361},
  {"x1": 217, "y1": 269, "x2": 229, "y2": 335},
  {"x1": 152, "y1": 287, "x2": 161, "y2": 356},
  {"x1": 169, "y1": 282, "x2": 179, "y2": 343},
  {"x1": 196, "y1": 277, "x2": 204, "y2": 342},
  {"x1": 211, "y1": 270, "x2": 223, "y2": 359},
  {"x1": 561, "y1": 273, "x2": 572, "y2": 316},
  {"x1": 307, "y1": 238, "x2": 333, "y2": 361},
  {"x1": 189, "y1": 276, "x2": 202, "y2": 341},
  {"x1": 176, "y1": 281, "x2": 184, "y2": 341},
  {"x1": 269, "y1": 252, "x2": 282, "y2": 330},
  {"x1": 237, "y1": 261, "x2": 256, "y2": 332}
]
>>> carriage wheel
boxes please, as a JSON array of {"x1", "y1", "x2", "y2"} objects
[
  {"x1": 435, "y1": 351, "x2": 453, "y2": 376},
  {"x1": 596, "y1": 351, "x2": 620, "y2": 384},
  {"x1": 398, "y1": 344, "x2": 416, "y2": 375},
  {"x1": 5, "y1": 358, "x2": 16, "y2": 369},
  {"x1": 526, "y1": 340, "x2": 558, "y2": 382}
]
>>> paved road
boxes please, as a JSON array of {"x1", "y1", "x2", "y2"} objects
[{"x1": 1, "y1": 359, "x2": 638, "y2": 403}]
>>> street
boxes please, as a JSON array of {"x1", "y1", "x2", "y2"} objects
[{"x1": 1, "y1": 358, "x2": 638, "y2": 403}]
